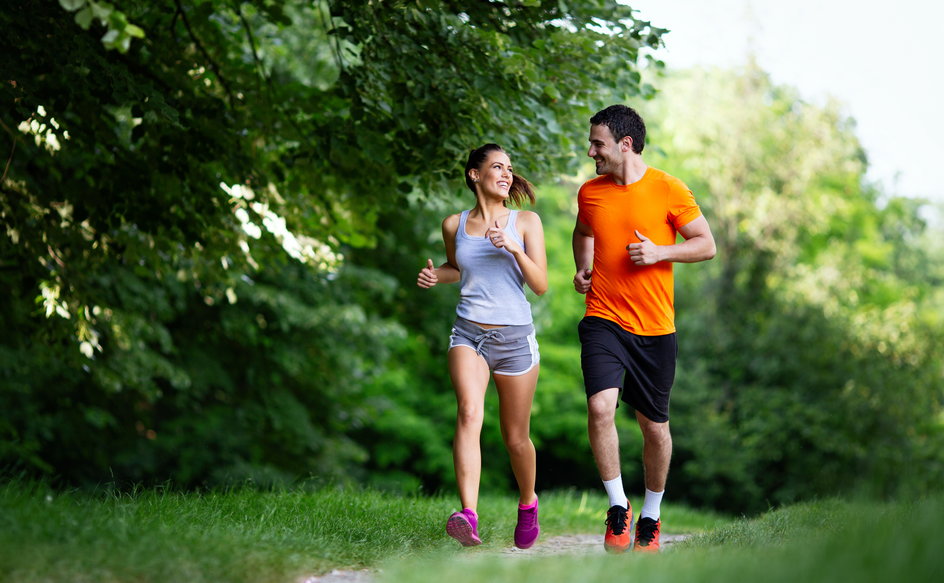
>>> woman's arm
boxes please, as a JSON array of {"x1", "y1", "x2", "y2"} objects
[
  {"x1": 501, "y1": 210, "x2": 547, "y2": 296},
  {"x1": 417, "y1": 214, "x2": 461, "y2": 288}
]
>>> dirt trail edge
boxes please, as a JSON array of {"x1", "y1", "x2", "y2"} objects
[{"x1": 300, "y1": 533, "x2": 692, "y2": 583}]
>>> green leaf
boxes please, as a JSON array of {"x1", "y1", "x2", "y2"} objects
[
  {"x1": 116, "y1": 32, "x2": 131, "y2": 53},
  {"x1": 125, "y1": 24, "x2": 145, "y2": 39},
  {"x1": 543, "y1": 84, "x2": 562, "y2": 100},
  {"x1": 90, "y1": 1, "x2": 113, "y2": 21},
  {"x1": 58, "y1": 0, "x2": 86, "y2": 12},
  {"x1": 74, "y1": 6, "x2": 93, "y2": 29},
  {"x1": 100, "y1": 29, "x2": 119, "y2": 46}
]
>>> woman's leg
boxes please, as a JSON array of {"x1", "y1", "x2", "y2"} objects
[
  {"x1": 448, "y1": 346, "x2": 491, "y2": 511},
  {"x1": 493, "y1": 365, "x2": 539, "y2": 505}
]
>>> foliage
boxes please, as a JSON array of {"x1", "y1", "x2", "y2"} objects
[
  {"x1": 640, "y1": 66, "x2": 944, "y2": 512},
  {"x1": 352, "y1": 65, "x2": 944, "y2": 512},
  {"x1": 3, "y1": 0, "x2": 940, "y2": 516},
  {"x1": 0, "y1": 1, "x2": 664, "y2": 486}
]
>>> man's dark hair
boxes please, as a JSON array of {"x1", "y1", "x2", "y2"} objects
[{"x1": 590, "y1": 105, "x2": 646, "y2": 154}]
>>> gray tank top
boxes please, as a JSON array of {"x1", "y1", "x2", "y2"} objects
[{"x1": 455, "y1": 209, "x2": 533, "y2": 325}]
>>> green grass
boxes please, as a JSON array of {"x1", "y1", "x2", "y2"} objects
[
  {"x1": 2, "y1": 479, "x2": 940, "y2": 583},
  {"x1": 0, "y1": 480, "x2": 453, "y2": 583},
  {"x1": 381, "y1": 495, "x2": 944, "y2": 583},
  {"x1": 0, "y1": 482, "x2": 721, "y2": 582}
]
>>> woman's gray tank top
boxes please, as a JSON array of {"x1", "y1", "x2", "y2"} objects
[{"x1": 454, "y1": 209, "x2": 533, "y2": 325}]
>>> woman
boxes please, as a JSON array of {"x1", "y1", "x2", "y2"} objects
[{"x1": 417, "y1": 143, "x2": 547, "y2": 549}]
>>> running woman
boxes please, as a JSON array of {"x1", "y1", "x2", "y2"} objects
[
  {"x1": 418, "y1": 143, "x2": 547, "y2": 549},
  {"x1": 572, "y1": 105, "x2": 716, "y2": 553}
]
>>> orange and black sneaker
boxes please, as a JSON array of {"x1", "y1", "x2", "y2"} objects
[
  {"x1": 633, "y1": 516, "x2": 661, "y2": 553},
  {"x1": 603, "y1": 502, "x2": 634, "y2": 553}
]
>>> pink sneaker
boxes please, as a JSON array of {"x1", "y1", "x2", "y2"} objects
[
  {"x1": 514, "y1": 497, "x2": 540, "y2": 549},
  {"x1": 446, "y1": 508, "x2": 482, "y2": 546}
]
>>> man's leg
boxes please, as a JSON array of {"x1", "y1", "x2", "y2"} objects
[
  {"x1": 587, "y1": 388, "x2": 621, "y2": 481},
  {"x1": 634, "y1": 411, "x2": 671, "y2": 552},
  {"x1": 635, "y1": 411, "x2": 671, "y2": 494},
  {"x1": 589, "y1": 388, "x2": 633, "y2": 553}
]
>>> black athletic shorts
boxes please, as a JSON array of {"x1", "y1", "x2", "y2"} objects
[{"x1": 578, "y1": 316, "x2": 678, "y2": 423}]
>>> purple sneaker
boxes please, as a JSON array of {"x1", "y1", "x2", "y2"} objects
[
  {"x1": 446, "y1": 508, "x2": 482, "y2": 546},
  {"x1": 514, "y1": 497, "x2": 540, "y2": 549}
]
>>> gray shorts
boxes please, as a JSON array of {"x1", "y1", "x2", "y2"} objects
[{"x1": 449, "y1": 317, "x2": 540, "y2": 376}]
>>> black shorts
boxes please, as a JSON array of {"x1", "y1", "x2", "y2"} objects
[{"x1": 578, "y1": 316, "x2": 677, "y2": 423}]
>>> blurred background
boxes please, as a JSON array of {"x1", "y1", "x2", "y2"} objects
[{"x1": 2, "y1": 1, "x2": 941, "y2": 515}]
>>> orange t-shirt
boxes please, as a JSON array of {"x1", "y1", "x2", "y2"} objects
[{"x1": 577, "y1": 168, "x2": 702, "y2": 335}]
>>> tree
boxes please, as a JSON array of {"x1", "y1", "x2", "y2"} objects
[
  {"x1": 1, "y1": 1, "x2": 665, "y2": 485},
  {"x1": 640, "y1": 65, "x2": 944, "y2": 511}
]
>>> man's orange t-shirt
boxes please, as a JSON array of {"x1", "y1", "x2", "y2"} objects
[{"x1": 577, "y1": 167, "x2": 702, "y2": 336}]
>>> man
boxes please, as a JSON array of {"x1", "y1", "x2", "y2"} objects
[{"x1": 572, "y1": 104, "x2": 716, "y2": 553}]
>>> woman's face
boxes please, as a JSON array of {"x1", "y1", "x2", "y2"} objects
[{"x1": 472, "y1": 150, "x2": 513, "y2": 199}]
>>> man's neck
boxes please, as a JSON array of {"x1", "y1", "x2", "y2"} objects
[{"x1": 611, "y1": 156, "x2": 648, "y2": 186}]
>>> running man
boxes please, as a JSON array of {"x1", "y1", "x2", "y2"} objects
[{"x1": 572, "y1": 105, "x2": 716, "y2": 553}]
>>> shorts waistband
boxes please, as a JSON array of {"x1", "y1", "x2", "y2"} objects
[{"x1": 453, "y1": 317, "x2": 534, "y2": 342}]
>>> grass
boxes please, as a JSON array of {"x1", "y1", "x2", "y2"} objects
[
  {"x1": 0, "y1": 479, "x2": 454, "y2": 583},
  {"x1": 1, "y1": 479, "x2": 940, "y2": 583},
  {"x1": 381, "y1": 495, "x2": 944, "y2": 583}
]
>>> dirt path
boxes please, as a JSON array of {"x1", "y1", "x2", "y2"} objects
[{"x1": 301, "y1": 533, "x2": 691, "y2": 583}]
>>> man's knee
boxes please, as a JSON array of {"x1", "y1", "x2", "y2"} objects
[
  {"x1": 639, "y1": 420, "x2": 671, "y2": 445},
  {"x1": 587, "y1": 392, "x2": 618, "y2": 425}
]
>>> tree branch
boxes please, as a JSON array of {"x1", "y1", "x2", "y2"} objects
[
  {"x1": 173, "y1": 0, "x2": 236, "y2": 108},
  {"x1": 0, "y1": 118, "x2": 18, "y2": 184},
  {"x1": 322, "y1": 0, "x2": 347, "y2": 72},
  {"x1": 235, "y1": 3, "x2": 271, "y2": 97}
]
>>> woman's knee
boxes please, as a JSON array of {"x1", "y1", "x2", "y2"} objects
[
  {"x1": 456, "y1": 403, "x2": 484, "y2": 428},
  {"x1": 503, "y1": 433, "x2": 534, "y2": 456}
]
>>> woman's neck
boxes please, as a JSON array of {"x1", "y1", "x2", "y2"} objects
[{"x1": 470, "y1": 200, "x2": 509, "y2": 225}]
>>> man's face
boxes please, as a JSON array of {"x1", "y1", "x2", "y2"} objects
[{"x1": 587, "y1": 124, "x2": 624, "y2": 176}]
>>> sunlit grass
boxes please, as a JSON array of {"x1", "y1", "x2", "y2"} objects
[
  {"x1": 380, "y1": 495, "x2": 944, "y2": 583},
  {"x1": 0, "y1": 480, "x2": 727, "y2": 582},
  {"x1": 5, "y1": 478, "x2": 936, "y2": 583},
  {"x1": 0, "y1": 480, "x2": 454, "y2": 583}
]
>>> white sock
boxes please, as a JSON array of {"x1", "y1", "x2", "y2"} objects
[
  {"x1": 603, "y1": 476, "x2": 627, "y2": 508},
  {"x1": 640, "y1": 488, "x2": 664, "y2": 520}
]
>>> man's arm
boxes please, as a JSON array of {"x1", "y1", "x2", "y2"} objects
[
  {"x1": 573, "y1": 218, "x2": 594, "y2": 294},
  {"x1": 627, "y1": 216, "x2": 716, "y2": 265}
]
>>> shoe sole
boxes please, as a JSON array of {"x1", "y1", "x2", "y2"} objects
[{"x1": 446, "y1": 514, "x2": 482, "y2": 547}]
